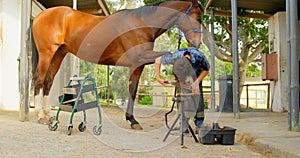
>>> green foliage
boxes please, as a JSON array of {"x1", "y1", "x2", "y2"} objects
[
  {"x1": 139, "y1": 96, "x2": 153, "y2": 105},
  {"x1": 138, "y1": 85, "x2": 153, "y2": 105},
  {"x1": 204, "y1": 101, "x2": 209, "y2": 109},
  {"x1": 79, "y1": 60, "x2": 94, "y2": 77},
  {"x1": 144, "y1": 0, "x2": 164, "y2": 5},
  {"x1": 79, "y1": 60, "x2": 108, "y2": 86},
  {"x1": 215, "y1": 61, "x2": 262, "y2": 78},
  {"x1": 246, "y1": 63, "x2": 261, "y2": 77},
  {"x1": 94, "y1": 65, "x2": 109, "y2": 86},
  {"x1": 201, "y1": 1, "x2": 267, "y2": 88},
  {"x1": 110, "y1": 66, "x2": 129, "y2": 99},
  {"x1": 98, "y1": 88, "x2": 114, "y2": 100},
  {"x1": 215, "y1": 61, "x2": 233, "y2": 76},
  {"x1": 210, "y1": 16, "x2": 269, "y2": 56},
  {"x1": 154, "y1": 27, "x2": 179, "y2": 52},
  {"x1": 106, "y1": 0, "x2": 144, "y2": 12}
]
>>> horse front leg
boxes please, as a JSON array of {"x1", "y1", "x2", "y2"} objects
[
  {"x1": 34, "y1": 79, "x2": 47, "y2": 124},
  {"x1": 126, "y1": 66, "x2": 144, "y2": 130},
  {"x1": 42, "y1": 72, "x2": 56, "y2": 123}
]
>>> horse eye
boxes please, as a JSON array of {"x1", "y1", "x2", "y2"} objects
[{"x1": 197, "y1": 17, "x2": 202, "y2": 23}]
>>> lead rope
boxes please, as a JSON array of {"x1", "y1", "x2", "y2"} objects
[{"x1": 177, "y1": 26, "x2": 183, "y2": 50}]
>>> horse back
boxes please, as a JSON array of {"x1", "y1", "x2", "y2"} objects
[
  {"x1": 32, "y1": 6, "x2": 103, "y2": 54},
  {"x1": 32, "y1": 6, "x2": 160, "y2": 67}
]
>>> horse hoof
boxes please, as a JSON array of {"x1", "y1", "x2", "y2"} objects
[
  {"x1": 131, "y1": 123, "x2": 143, "y2": 130},
  {"x1": 38, "y1": 117, "x2": 50, "y2": 125}
]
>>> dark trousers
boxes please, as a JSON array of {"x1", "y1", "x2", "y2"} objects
[{"x1": 175, "y1": 81, "x2": 204, "y2": 119}]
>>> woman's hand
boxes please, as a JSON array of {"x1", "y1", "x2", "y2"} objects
[
  {"x1": 190, "y1": 81, "x2": 200, "y2": 93},
  {"x1": 190, "y1": 70, "x2": 208, "y2": 93},
  {"x1": 157, "y1": 78, "x2": 169, "y2": 85}
]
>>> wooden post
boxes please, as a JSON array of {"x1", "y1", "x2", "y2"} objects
[{"x1": 19, "y1": 0, "x2": 32, "y2": 121}]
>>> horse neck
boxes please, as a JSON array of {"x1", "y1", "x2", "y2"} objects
[{"x1": 147, "y1": 1, "x2": 192, "y2": 37}]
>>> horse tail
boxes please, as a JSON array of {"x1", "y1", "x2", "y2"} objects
[{"x1": 30, "y1": 26, "x2": 38, "y2": 79}]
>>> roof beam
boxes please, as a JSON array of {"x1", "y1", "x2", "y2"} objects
[
  {"x1": 205, "y1": 0, "x2": 288, "y2": 19},
  {"x1": 210, "y1": 9, "x2": 272, "y2": 20}
]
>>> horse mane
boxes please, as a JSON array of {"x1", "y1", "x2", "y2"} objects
[
  {"x1": 113, "y1": 1, "x2": 165, "y2": 16},
  {"x1": 113, "y1": 1, "x2": 204, "y2": 17}
]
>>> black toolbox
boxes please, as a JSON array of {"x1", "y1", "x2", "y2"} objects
[{"x1": 199, "y1": 123, "x2": 236, "y2": 145}]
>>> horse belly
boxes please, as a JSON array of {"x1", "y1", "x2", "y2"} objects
[{"x1": 74, "y1": 45, "x2": 130, "y2": 66}]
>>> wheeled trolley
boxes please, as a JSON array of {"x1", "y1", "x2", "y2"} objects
[{"x1": 48, "y1": 74, "x2": 102, "y2": 135}]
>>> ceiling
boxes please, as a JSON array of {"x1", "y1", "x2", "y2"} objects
[
  {"x1": 36, "y1": 0, "x2": 110, "y2": 15},
  {"x1": 205, "y1": 0, "x2": 296, "y2": 20}
]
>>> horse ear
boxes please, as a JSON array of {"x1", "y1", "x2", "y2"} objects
[{"x1": 192, "y1": 0, "x2": 198, "y2": 6}]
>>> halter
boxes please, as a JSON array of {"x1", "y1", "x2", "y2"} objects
[{"x1": 177, "y1": 4, "x2": 203, "y2": 49}]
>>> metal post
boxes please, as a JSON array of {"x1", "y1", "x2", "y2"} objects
[
  {"x1": 246, "y1": 85, "x2": 249, "y2": 108},
  {"x1": 231, "y1": 0, "x2": 240, "y2": 119},
  {"x1": 210, "y1": 9, "x2": 216, "y2": 111},
  {"x1": 19, "y1": 0, "x2": 32, "y2": 121},
  {"x1": 267, "y1": 83, "x2": 270, "y2": 109},
  {"x1": 290, "y1": 0, "x2": 299, "y2": 131},
  {"x1": 286, "y1": 0, "x2": 292, "y2": 131}
]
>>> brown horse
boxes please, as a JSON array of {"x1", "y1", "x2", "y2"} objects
[{"x1": 32, "y1": 0, "x2": 204, "y2": 129}]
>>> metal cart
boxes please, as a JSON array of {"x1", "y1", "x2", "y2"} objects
[{"x1": 48, "y1": 74, "x2": 102, "y2": 135}]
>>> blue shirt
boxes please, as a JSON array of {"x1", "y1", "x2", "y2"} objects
[{"x1": 161, "y1": 47, "x2": 210, "y2": 76}]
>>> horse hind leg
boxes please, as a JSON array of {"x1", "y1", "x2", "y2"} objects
[
  {"x1": 43, "y1": 47, "x2": 66, "y2": 123},
  {"x1": 33, "y1": 42, "x2": 62, "y2": 124},
  {"x1": 34, "y1": 53, "x2": 53, "y2": 124}
]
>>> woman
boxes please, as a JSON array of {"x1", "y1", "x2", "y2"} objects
[{"x1": 155, "y1": 47, "x2": 210, "y2": 129}]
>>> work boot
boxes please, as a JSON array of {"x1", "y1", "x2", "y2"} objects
[{"x1": 194, "y1": 117, "x2": 204, "y2": 134}]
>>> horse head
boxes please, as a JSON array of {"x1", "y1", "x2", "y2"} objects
[{"x1": 178, "y1": 0, "x2": 204, "y2": 48}]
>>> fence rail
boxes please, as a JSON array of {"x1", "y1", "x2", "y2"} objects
[{"x1": 96, "y1": 82, "x2": 271, "y2": 109}]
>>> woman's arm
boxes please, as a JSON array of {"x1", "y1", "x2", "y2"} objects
[
  {"x1": 155, "y1": 57, "x2": 169, "y2": 85},
  {"x1": 190, "y1": 70, "x2": 209, "y2": 93}
]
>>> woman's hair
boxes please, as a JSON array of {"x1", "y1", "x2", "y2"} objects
[{"x1": 183, "y1": 51, "x2": 190, "y2": 57}]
